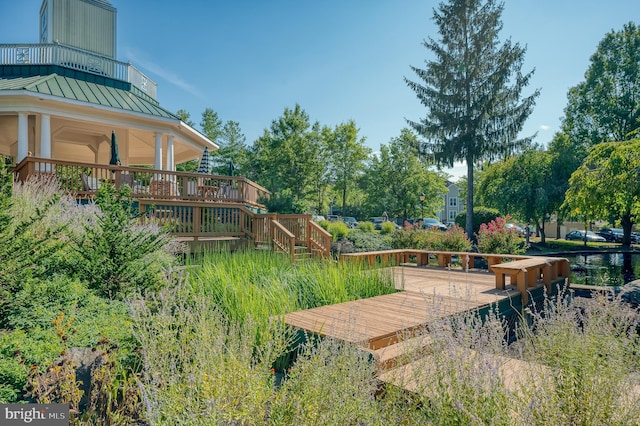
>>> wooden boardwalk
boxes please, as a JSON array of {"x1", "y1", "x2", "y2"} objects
[{"x1": 284, "y1": 266, "x2": 521, "y2": 350}]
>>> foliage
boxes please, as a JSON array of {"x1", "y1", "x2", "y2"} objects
[
  {"x1": 380, "y1": 220, "x2": 396, "y2": 234},
  {"x1": 514, "y1": 293, "x2": 640, "y2": 424},
  {"x1": 562, "y1": 22, "x2": 640, "y2": 148},
  {"x1": 325, "y1": 120, "x2": 371, "y2": 216},
  {"x1": 360, "y1": 129, "x2": 447, "y2": 219},
  {"x1": 200, "y1": 107, "x2": 223, "y2": 142},
  {"x1": 327, "y1": 220, "x2": 349, "y2": 241},
  {"x1": 405, "y1": 0, "x2": 539, "y2": 238},
  {"x1": 391, "y1": 226, "x2": 471, "y2": 253},
  {"x1": 270, "y1": 338, "x2": 380, "y2": 425},
  {"x1": 475, "y1": 216, "x2": 525, "y2": 254},
  {"x1": 477, "y1": 148, "x2": 554, "y2": 241},
  {"x1": 345, "y1": 229, "x2": 392, "y2": 252},
  {"x1": 213, "y1": 120, "x2": 248, "y2": 176},
  {"x1": 358, "y1": 220, "x2": 375, "y2": 232},
  {"x1": 564, "y1": 139, "x2": 640, "y2": 246},
  {"x1": 0, "y1": 167, "x2": 66, "y2": 327},
  {"x1": 189, "y1": 250, "x2": 396, "y2": 346},
  {"x1": 0, "y1": 276, "x2": 135, "y2": 405},
  {"x1": 67, "y1": 184, "x2": 176, "y2": 299},
  {"x1": 455, "y1": 206, "x2": 500, "y2": 235},
  {"x1": 248, "y1": 104, "x2": 321, "y2": 213}
]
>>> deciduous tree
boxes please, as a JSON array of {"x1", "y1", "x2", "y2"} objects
[
  {"x1": 564, "y1": 139, "x2": 640, "y2": 247},
  {"x1": 563, "y1": 22, "x2": 640, "y2": 148}
]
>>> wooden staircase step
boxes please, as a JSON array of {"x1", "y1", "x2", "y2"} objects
[{"x1": 367, "y1": 334, "x2": 433, "y2": 371}]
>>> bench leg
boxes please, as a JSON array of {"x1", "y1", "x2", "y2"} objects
[
  {"x1": 495, "y1": 273, "x2": 506, "y2": 290},
  {"x1": 517, "y1": 269, "x2": 529, "y2": 305}
]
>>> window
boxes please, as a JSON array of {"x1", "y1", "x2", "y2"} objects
[
  {"x1": 449, "y1": 197, "x2": 457, "y2": 207},
  {"x1": 40, "y1": 4, "x2": 48, "y2": 43},
  {"x1": 449, "y1": 210, "x2": 457, "y2": 221}
]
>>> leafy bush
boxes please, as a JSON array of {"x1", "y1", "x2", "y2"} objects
[
  {"x1": 380, "y1": 221, "x2": 396, "y2": 234},
  {"x1": 475, "y1": 216, "x2": 525, "y2": 255},
  {"x1": 391, "y1": 226, "x2": 471, "y2": 252},
  {"x1": 327, "y1": 221, "x2": 349, "y2": 241},
  {"x1": 317, "y1": 219, "x2": 330, "y2": 230},
  {"x1": 67, "y1": 184, "x2": 178, "y2": 299},
  {"x1": 358, "y1": 221, "x2": 375, "y2": 232},
  {"x1": 346, "y1": 230, "x2": 392, "y2": 252},
  {"x1": 455, "y1": 206, "x2": 500, "y2": 234}
]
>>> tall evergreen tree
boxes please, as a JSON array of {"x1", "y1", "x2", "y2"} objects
[{"x1": 405, "y1": 0, "x2": 539, "y2": 238}]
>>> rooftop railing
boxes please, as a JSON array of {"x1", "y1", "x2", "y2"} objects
[{"x1": 0, "y1": 43, "x2": 157, "y2": 100}]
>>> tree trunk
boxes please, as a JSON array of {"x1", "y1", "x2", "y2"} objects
[
  {"x1": 466, "y1": 158, "x2": 474, "y2": 240},
  {"x1": 621, "y1": 214, "x2": 633, "y2": 248}
]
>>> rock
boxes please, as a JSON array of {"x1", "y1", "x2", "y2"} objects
[{"x1": 621, "y1": 280, "x2": 640, "y2": 306}]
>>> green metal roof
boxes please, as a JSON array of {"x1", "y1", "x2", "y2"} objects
[{"x1": 0, "y1": 72, "x2": 178, "y2": 120}]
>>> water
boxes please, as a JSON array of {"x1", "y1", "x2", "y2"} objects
[{"x1": 554, "y1": 252, "x2": 640, "y2": 286}]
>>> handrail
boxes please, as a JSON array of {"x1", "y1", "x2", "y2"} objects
[
  {"x1": 272, "y1": 220, "x2": 296, "y2": 262},
  {"x1": 0, "y1": 43, "x2": 157, "y2": 99},
  {"x1": 309, "y1": 220, "x2": 331, "y2": 258},
  {"x1": 14, "y1": 157, "x2": 270, "y2": 208}
]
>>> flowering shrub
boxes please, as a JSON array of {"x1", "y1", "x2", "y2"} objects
[{"x1": 475, "y1": 216, "x2": 525, "y2": 255}]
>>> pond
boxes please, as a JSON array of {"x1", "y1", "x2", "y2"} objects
[{"x1": 551, "y1": 251, "x2": 640, "y2": 286}]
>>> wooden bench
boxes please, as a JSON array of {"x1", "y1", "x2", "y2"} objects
[{"x1": 490, "y1": 257, "x2": 569, "y2": 305}]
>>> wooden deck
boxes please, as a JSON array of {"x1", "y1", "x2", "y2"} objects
[{"x1": 284, "y1": 266, "x2": 522, "y2": 350}]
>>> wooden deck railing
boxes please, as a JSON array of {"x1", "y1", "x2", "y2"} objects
[
  {"x1": 309, "y1": 220, "x2": 332, "y2": 258},
  {"x1": 272, "y1": 220, "x2": 296, "y2": 262},
  {"x1": 14, "y1": 157, "x2": 270, "y2": 209},
  {"x1": 138, "y1": 200, "x2": 253, "y2": 239}
]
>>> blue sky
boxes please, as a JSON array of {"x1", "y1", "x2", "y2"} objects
[{"x1": 2, "y1": 1, "x2": 637, "y2": 178}]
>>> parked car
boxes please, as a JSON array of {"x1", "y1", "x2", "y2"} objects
[
  {"x1": 596, "y1": 228, "x2": 624, "y2": 242},
  {"x1": 312, "y1": 215, "x2": 326, "y2": 222},
  {"x1": 565, "y1": 230, "x2": 606, "y2": 242},
  {"x1": 342, "y1": 216, "x2": 359, "y2": 228},
  {"x1": 369, "y1": 217, "x2": 385, "y2": 230},
  {"x1": 423, "y1": 218, "x2": 447, "y2": 231},
  {"x1": 327, "y1": 215, "x2": 340, "y2": 222},
  {"x1": 505, "y1": 223, "x2": 525, "y2": 236}
]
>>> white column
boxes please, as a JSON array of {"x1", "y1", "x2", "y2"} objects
[
  {"x1": 40, "y1": 114, "x2": 51, "y2": 159},
  {"x1": 166, "y1": 135, "x2": 175, "y2": 171},
  {"x1": 154, "y1": 132, "x2": 163, "y2": 170},
  {"x1": 17, "y1": 112, "x2": 29, "y2": 163}
]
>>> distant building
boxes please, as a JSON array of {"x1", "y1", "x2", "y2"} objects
[
  {"x1": 0, "y1": 0, "x2": 215, "y2": 167},
  {"x1": 436, "y1": 181, "x2": 461, "y2": 224}
]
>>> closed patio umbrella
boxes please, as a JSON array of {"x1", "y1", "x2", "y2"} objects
[
  {"x1": 109, "y1": 130, "x2": 121, "y2": 166},
  {"x1": 197, "y1": 147, "x2": 213, "y2": 174}
]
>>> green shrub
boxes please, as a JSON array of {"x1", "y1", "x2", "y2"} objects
[
  {"x1": 455, "y1": 206, "x2": 500, "y2": 234},
  {"x1": 358, "y1": 221, "x2": 375, "y2": 232},
  {"x1": 513, "y1": 293, "x2": 640, "y2": 424},
  {"x1": 391, "y1": 227, "x2": 471, "y2": 252},
  {"x1": 347, "y1": 230, "x2": 392, "y2": 252},
  {"x1": 475, "y1": 216, "x2": 525, "y2": 255},
  {"x1": 317, "y1": 219, "x2": 330, "y2": 230},
  {"x1": 327, "y1": 221, "x2": 349, "y2": 241},
  {"x1": 67, "y1": 184, "x2": 178, "y2": 299},
  {"x1": 380, "y1": 221, "x2": 396, "y2": 234}
]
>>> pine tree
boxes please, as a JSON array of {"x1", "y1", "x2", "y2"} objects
[{"x1": 405, "y1": 0, "x2": 539, "y2": 238}]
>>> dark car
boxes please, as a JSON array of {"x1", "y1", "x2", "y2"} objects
[
  {"x1": 342, "y1": 216, "x2": 359, "y2": 228},
  {"x1": 596, "y1": 228, "x2": 623, "y2": 242},
  {"x1": 566, "y1": 230, "x2": 606, "y2": 242},
  {"x1": 423, "y1": 218, "x2": 447, "y2": 231},
  {"x1": 369, "y1": 217, "x2": 385, "y2": 230}
]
